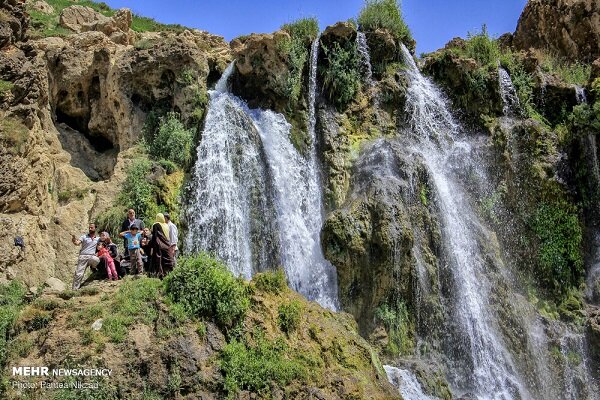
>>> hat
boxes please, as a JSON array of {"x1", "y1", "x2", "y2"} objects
[{"x1": 130, "y1": 224, "x2": 139, "y2": 230}]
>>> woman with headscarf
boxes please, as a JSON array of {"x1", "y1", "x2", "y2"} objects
[{"x1": 149, "y1": 213, "x2": 174, "y2": 278}]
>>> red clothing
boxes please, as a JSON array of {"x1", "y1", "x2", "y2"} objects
[{"x1": 98, "y1": 248, "x2": 118, "y2": 280}]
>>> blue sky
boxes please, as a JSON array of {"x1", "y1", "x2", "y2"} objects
[{"x1": 102, "y1": 0, "x2": 527, "y2": 54}]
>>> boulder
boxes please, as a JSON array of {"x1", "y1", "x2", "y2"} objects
[
  {"x1": 44, "y1": 277, "x2": 66, "y2": 291},
  {"x1": 230, "y1": 30, "x2": 292, "y2": 112},
  {"x1": 513, "y1": 0, "x2": 600, "y2": 63},
  {"x1": 59, "y1": 6, "x2": 134, "y2": 45},
  {"x1": 31, "y1": 1, "x2": 54, "y2": 15}
]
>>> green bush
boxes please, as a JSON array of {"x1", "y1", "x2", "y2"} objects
[
  {"x1": 357, "y1": 0, "x2": 412, "y2": 44},
  {"x1": 374, "y1": 300, "x2": 413, "y2": 355},
  {"x1": 158, "y1": 159, "x2": 178, "y2": 174},
  {"x1": 0, "y1": 80, "x2": 13, "y2": 96},
  {"x1": 0, "y1": 281, "x2": 26, "y2": 367},
  {"x1": 253, "y1": 269, "x2": 287, "y2": 294},
  {"x1": 220, "y1": 329, "x2": 308, "y2": 396},
  {"x1": 464, "y1": 25, "x2": 500, "y2": 67},
  {"x1": 320, "y1": 40, "x2": 361, "y2": 110},
  {"x1": 540, "y1": 56, "x2": 591, "y2": 86},
  {"x1": 96, "y1": 206, "x2": 127, "y2": 238},
  {"x1": 532, "y1": 202, "x2": 584, "y2": 295},
  {"x1": 281, "y1": 17, "x2": 319, "y2": 44},
  {"x1": 149, "y1": 113, "x2": 194, "y2": 168},
  {"x1": 118, "y1": 158, "x2": 157, "y2": 222},
  {"x1": 164, "y1": 254, "x2": 250, "y2": 330},
  {"x1": 278, "y1": 300, "x2": 303, "y2": 334}
]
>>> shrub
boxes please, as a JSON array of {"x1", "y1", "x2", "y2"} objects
[
  {"x1": 320, "y1": 40, "x2": 361, "y2": 110},
  {"x1": 220, "y1": 329, "x2": 308, "y2": 396},
  {"x1": 253, "y1": 269, "x2": 287, "y2": 294},
  {"x1": 0, "y1": 281, "x2": 26, "y2": 366},
  {"x1": 281, "y1": 17, "x2": 319, "y2": 44},
  {"x1": 96, "y1": 206, "x2": 126, "y2": 238},
  {"x1": 374, "y1": 300, "x2": 413, "y2": 355},
  {"x1": 158, "y1": 159, "x2": 178, "y2": 174},
  {"x1": 0, "y1": 117, "x2": 29, "y2": 154},
  {"x1": 149, "y1": 113, "x2": 194, "y2": 168},
  {"x1": 532, "y1": 202, "x2": 583, "y2": 295},
  {"x1": 357, "y1": 0, "x2": 412, "y2": 44},
  {"x1": 540, "y1": 56, "x2": 591, "y2": 86},
  {"x1": 464, "y1": 25, "x2": 500, "y2": 67},
  {"x1": 278, "y1": 300, "x2": 303, "y2": 333},
  {"x1": 0, "y1": 80, "x2": 13, "y2": 96},
  {"x1": 164, "y1": 254, "x2": 250, "y2": 330},
  {"x1": 118, "y1": 158, "x2": 157, "y2": 222}
]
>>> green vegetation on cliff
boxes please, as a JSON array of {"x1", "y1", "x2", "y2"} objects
[
  {"x1": 320, "y1": 40, "x2": 362, "y2": 110},
  {"x1": 358, "y1": 0, "x2": 413, "y2": 45},
  {"x1": 0, "y1": 282, "x2": 26, "y2": 370}
]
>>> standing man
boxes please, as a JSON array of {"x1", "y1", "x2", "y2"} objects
[
  {"x1": 120, "y1": 209, "x2": 145, "y2": 253},
  {"x1": 164, "y1": 213, "x2": 179, "y2": 265},
  {"x1": 71, "y1": 223, "x2": 100, "y2": 290}
]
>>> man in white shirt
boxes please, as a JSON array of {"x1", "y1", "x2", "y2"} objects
[
  {"x1": 163, "y1": 213, "x2": 179, "y2": 265},
  {"x1": 71, "y1": 223, "x2": 100, "y2": 290}
]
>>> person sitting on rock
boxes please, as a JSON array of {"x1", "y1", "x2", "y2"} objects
[
  {"x1": 120, "y1": 224, "x2": 144, "y2": 274},
  {"x1": 101, "y1": 231, "x2": 123, "y2": 277},
  {"x1": 97, "y1": 242, "x2": 118, "y2": 281},
  {"x1": 70, "y1": 223, "x2": 100, "y2": 290}
]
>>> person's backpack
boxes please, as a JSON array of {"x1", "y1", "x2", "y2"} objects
[{"x1": 14, "y1": 236, "x2": 25, "y2": 250}]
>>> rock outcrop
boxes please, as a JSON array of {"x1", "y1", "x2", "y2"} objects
[
  {"x1": 513, "y1": 0, "x2": 600, "y2": 63},
  {"x1": 0, "y1": 4, "x2": 231, "y2": 287},
  {"x1": 3, "y1": 277, "x2": 399, "y2": 399},
  {"x1": 59, "y1": 5, "x2": 134, "y2": 45},
  {"x1": 0, "y1": 0, "x2": 28, "y2": 49}
]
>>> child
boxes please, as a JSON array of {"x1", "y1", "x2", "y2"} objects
[
  {"x1": 119, "y1": 224, "x2": 144, "y2": 274},
  {"x1": 97, "y1": 242, "x2": 118, "y2": 281}
]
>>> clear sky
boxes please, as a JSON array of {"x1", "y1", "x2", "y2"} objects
[{"x1": 101, "y1": 0, "x2": 528, "y2": 54}]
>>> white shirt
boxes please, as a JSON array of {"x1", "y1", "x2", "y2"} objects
[{"x1": 167, "y1": 221, "x2": 178, "y2": 249}]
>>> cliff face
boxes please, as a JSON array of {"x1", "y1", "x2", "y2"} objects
[
  {"x1": 513, "y1": 0, "x2": 600, "y2": 63},
  {"x1": 0, "y1": 4, "x2": 230, "y2": 288}
]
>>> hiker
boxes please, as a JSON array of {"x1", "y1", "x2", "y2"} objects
[
  {"x1": 120, "y1": 209, "x2": 144, "y2": 254},
  {"x1": 163, "y1": 213, "x2": 179, "y2": 265},
  {"x1": 71, "y1": 223, "x2": 100, "y2": 290},
  {"x1": 97, "y1": 242, "x2": 118, "y2": 281},
  {"x1": 100, "y1": 232, "x2": 123, "y2": 277},
  {"x1": 140, "y1": 227, "x2": 153, "y2": 273},
  {"x1": 149, "y1": 213, "x2": 173, "y2": 278},
  {"x1": 119, "y1": 224, "x2": 144, "y2": 274}
]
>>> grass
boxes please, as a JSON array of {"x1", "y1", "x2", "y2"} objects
[
  {"x1": 220, "y1": 328, "x2": 309, "y2": 397},
  {"x1": 374, "y1": 300, "x2": 414, "y2": 355},
  {"x1": 26, "y1": 0, "x2": 187, "y2": 38},
  {"x1": 277, "y1": 300, "x2": 303, "y2": 334},
  {"x1": 0, "y1": 117, "x2": 30, "y2": 154},
  {"x1": 0, "y1": 80, "x2": 13, "y2": 96},
  {"x1": 0, "y1": 281, "x2": 27, "y2": 368},
  {"x1": 253, "y1": 269, "x2": 288, "y2": 294},
  {"x1": 540, "y1": 55, "x2": 591, "y2": 86}
]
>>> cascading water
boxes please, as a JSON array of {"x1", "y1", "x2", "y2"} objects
[
  {"x1": 576, "y1": 86, "x2": 587, "y2": 105},
  {"x1": 498, "y1": 67, "x2": 521, "y2": 116},
  {"x1": 356, "y1": 31, "x2": 374, "y2": 87},
  {"x1": 395, "y1": 44, "x2": 527, "y2": 399},
  {"x1": 186, "y1": 43, "x2": 338, "y2": 310},
  {"x1": 384, "y1": 365, "x2": 439, "y2": 400}
]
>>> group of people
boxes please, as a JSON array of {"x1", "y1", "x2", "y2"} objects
[{"x1": 71, "y1": 209, "x2": 179, "y2": 290}]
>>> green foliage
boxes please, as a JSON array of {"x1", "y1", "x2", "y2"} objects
[
  {"x1": 320, "y1": 40, "x2": 361, "y2": 110},
  {"x1": 531, "y1": 202, "x2": 583, "y2": 295},
  {"x1": 0, "y1": 281, "x2": 26, "y2": 367},
  {"x1": 375, "y1": 300, "x2": 413, "y2": 355},
  {"x1": 164, "y1": 254, "x2": 250, "y2": 330},
  {"x1": 101, "y1": 278, "x2": 162, "y2": 343},
  {"x1": 220, "y1": 329, "x2": 308, "y2": 397},
  {"x1": 131, "y1": 14, "x2": 186, "y2": 33},
  {"x1": 133, "y1": 38, "x2": 154, "y2": 50},
  {"x1": 278, "y1": 300, "x2": 303, "y2": 334},
  {"x1": 0, "y1": 80, "x2": 13, "y2": 96},
  {"x1": 253, "y1": 269, "x2": 288, "y2": 294},
  {"x1": 118, "y1": 158, "x2": 157, "y2": 222},
  {"x1": 277, "y1": 18, "x2": 319, "y2": 107},
  {"x1": 158, "y1": 159, "x2": 178, "y2": 174},
  {"x1": 149, "y1": 113, "x2": 194, "y2": 168},
  {"x1": 96, "y1": 206, "x2": 126, "y2": 238},
  {"x1": 540, "y1": 56, "x2": 591, "y2": 86},
  {"x1": 0, "y1": 117, "x2": 30, "y2": 154},
  {"x1": 570, "y1": 101, "x2": 600, "y2": 133},
  {"x1": 464, "y1": 25, "x2": 500, "y2": 67},
  {"x1": 357, "y1": 0, "x2": 412, "y2": 44}
]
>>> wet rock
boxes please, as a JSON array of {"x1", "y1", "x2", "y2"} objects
[
  {"x1": 513, "y1": 0, "x2": 600, "y2": 63},
  {"x1": 587, "y1": 305, "x2": 600, "y2": 366}
]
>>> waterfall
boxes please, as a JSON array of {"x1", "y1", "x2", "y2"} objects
[
  {"x1": 356, "y1": 31, "x2": 374, "y2": 87},
  {"x1": 397, "y1": 44, "x2": 527, "y2": 399},
  {"x1": 384, "y1": 365, "x2": 439, "y2": 400},
  {"x1": 186, "y1": 55, "x2": 338, "y2": 310},
  {"x1": 576, "y1": 86, "x2": 587, "y2": 104},
  {"x1": 498, "y1": 67, "x2": 521, "y2": 116}
]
